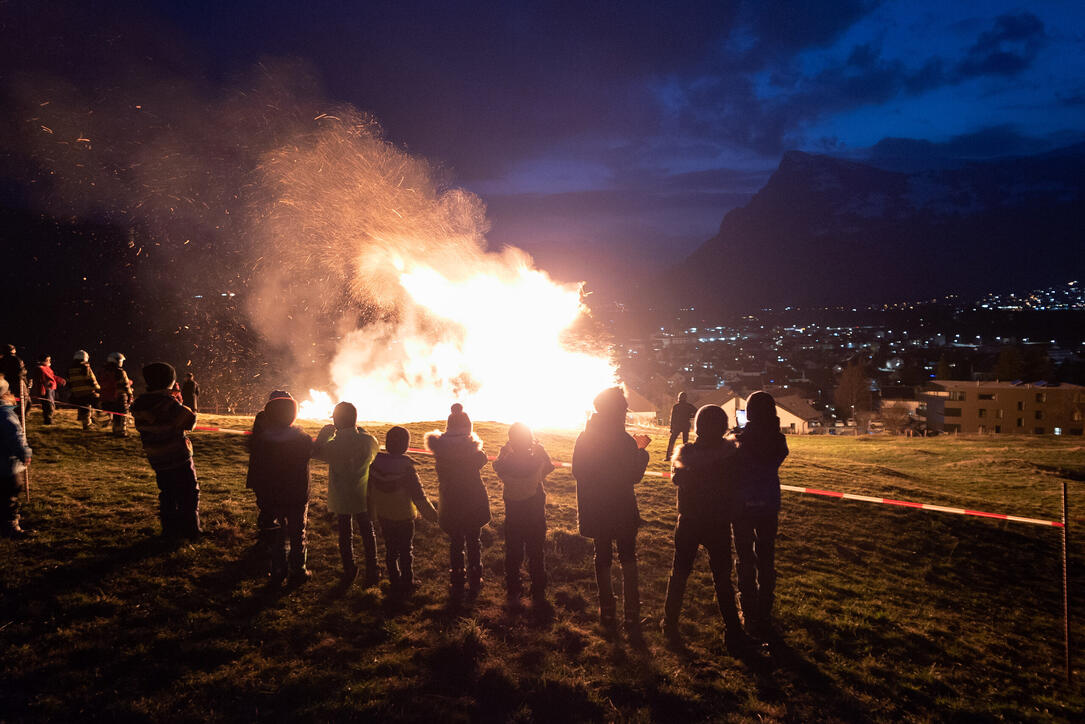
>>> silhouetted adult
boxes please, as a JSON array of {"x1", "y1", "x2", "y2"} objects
[
  {"x1": 572, "y1": 387, "x2": 650, "y2": 639},
  {"x1": 732, "y1": 391, "x2": 789, "y2": 643},
  {"x1": 661, "y1": 405, "x2": 745, "y2": 648},
  {"x1": 181, "y1": 372, "x2": 199, "y2": 412},
  {"x1": 665, "y1": 392, "x2": 697, "y2": 461},
  {"x1": 68, "y1": 350, "x2": 101, "y2": 430}
]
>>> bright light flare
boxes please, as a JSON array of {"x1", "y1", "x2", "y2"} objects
[
  {"x1": 300, "y1": 261, "x2": 617, "y2": 429},
  {"x1": 297, "y1": 389, "x2": 335, "y2": 421}
]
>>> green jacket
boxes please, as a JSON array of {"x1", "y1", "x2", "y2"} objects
[{"x1": 313, "y1": 426, "x2": 379, "y2": 515}]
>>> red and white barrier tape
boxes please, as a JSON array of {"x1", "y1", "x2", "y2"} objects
[
  {"x1": 775, "y1": 484, "x2": 1063, "y2": 528},
  {"x1": 23, "y1": 402, "x2": 1066, "y2": 529},
  {"x1": 400, "y1": 447, "x2": 1064, "y2": 529}
]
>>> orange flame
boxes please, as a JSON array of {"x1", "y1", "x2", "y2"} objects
[{"x1": 298, "y1": 260, "x2": 616, "y2": 428}]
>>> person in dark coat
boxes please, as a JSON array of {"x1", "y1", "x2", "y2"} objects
[
  {"x1": 425, "y1": 404, "x2": 490, "y2": 597},
  {"x1": 665, "y1": 392, "x2": 697, "y2": 461},
  {"x1": 181, "y1": 372, "x2": 199, "y2": 412},
  {"x1": 661, "y1": 405, "x2": 745, "y2": 648},
  {"x1": 0, "y1": 376, "x2": 31, "y2": 538},
  {"x1": 492, "y1": 422, "x2": 554, "y2": 604},
  {"x1": 131, "y1": 363, "x2": 201, "y2": 538},
  {"x1": 0, "y1": 345, "x2": 27, "y2": 400},
  {"x1": 1, "y1": 345, "x2": 27, "y2": 430},
  {"x1": 247, "y1": 391, "x2": 314, "y2": 584},
  {"x1": 29, "y1": 356, "x2": 64, "y2": 425},
  {"x1": 99, "y1": 352, "x2": 134, "y2": 437},
  {"x1": 732, "y1": 391, "x2": 789, "y2": 642},
  {"x1": 572, "y1": 387, "x2": 650, "y2": 637},
  {"x1": 68, "y1": 350, "x2": 101, "y2": 430}
]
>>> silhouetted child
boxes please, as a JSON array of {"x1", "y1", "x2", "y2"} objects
[
  {"x1": 313, "y1": 402, "x2": 381, "y2": 586},
  {"x1": 368, "y1": 426, "x2": 438, "y2": 595},
  {"x1": 132, "y1": 363, "x2": 201, "y2": 538},
  {"x1": 426, "y1": 404, "x2": 490, "y2": 597},
  {"x1": 733, "y1": 391, "x2": 789, "y2": 642},
  {"x1": 661, "y1": 405, "x2": 744, "y2": 649},
  {"x1": 492, "y1": 422, "x2": 553, "y2": 604},
  {"x1": 572, "y1": 387, "x2": 650, "y2": 639},
  {"x1": 0, "y1": 375, "x2": 31, "y2": 539},
  {"x1": 246, "y1": 391, "x2": 314, "y2": 585}
]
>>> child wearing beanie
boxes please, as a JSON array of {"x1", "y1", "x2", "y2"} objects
[
  {"x1": 368, "y1": 426, "x2": 439, "y2": 596},
  {"x1": 313, "y1": 402, "x2": 381, "y2": 586},
  {"x1": 246, "y1": 391, "x2": 315, "y2": 584},
  {"x1": 131, "y1": 362, "x2": 201, "y2": 538},
  {"x1": 733, "y1": 391, "x2": 789, "y2": 643},
  {"x1": 492, "y1": 422, "x2": 554, "y2": 605},
  {"x1": 425, "y1": 403, "x2": 490, "y2": 597}
]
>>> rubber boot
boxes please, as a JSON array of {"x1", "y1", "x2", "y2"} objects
[
  {"x1": 268, "y1": 541, "x2": 287, "y2": 586},
  {"x1": 599, "y1": 594, "x2": 618, "y2": 636},
  {"x1": 364, "y1": 560, "x2": 380, "y2": 588},
  {"x1": 468, "y1": 565, "x2": 483, "y2": 592},
  {"x1": 449, "y1": 567, "x2": 466, "y2": 598},
  {"x1": 288, "y1": 541, "x2": 311, "y2": 584}
]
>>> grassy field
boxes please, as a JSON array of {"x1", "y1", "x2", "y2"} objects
[{"x1": 1, "y1": 410, "x2": 1082, "y2": 722}]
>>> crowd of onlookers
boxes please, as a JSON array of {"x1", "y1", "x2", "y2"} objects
[{"x1": 1, "y1": 344, "x2": 788, "y2": 651}]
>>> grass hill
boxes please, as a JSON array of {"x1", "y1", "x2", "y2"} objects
[{"x1": 1, "y1": 412, "x2": 1082, "y2": 721}]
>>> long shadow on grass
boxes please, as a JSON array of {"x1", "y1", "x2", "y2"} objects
[
  {"x1": 740, "y1": 635, "x2": 877, "y2": 721},
  {"x1": 0, "y1": 535, "x2": 184, "y2": 619},
  {"x1": 369, "y1": 638, "x2": 607, "y2": 722}
]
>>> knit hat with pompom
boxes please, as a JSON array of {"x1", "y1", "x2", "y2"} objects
[{"x1": 446, "y1": 402, "x2": 472, "y2": 435}]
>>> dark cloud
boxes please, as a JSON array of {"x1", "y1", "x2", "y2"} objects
[
  {"x1": 730, "y1": 0, "x2": 882, "y2": 67},
  {"x1": 864, "y1": 125, "x2": 1085, "y2": 171},
  {"x1": 957, "y1": 11, "x2": 1046, "y2": 78}
]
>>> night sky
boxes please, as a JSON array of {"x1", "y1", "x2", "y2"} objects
[{"x1": 3, "y1": 0, "x2": 1084, "y2": 283}]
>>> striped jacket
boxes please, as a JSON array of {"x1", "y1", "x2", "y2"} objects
[
  {"x1": 131, "y1": 391, "x2": 196, "y2": 471},
  {"x1": 67, "y1": 362, "x2": 100, "y2": 401}
]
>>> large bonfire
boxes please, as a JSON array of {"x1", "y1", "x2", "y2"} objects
[{"x1": 248, "y1": 113, "x2": 617, "y2": 428}]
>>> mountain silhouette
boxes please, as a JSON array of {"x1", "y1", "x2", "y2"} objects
[{"x1": 669, "y1": 144, "x2": 1085, "y2": 312}]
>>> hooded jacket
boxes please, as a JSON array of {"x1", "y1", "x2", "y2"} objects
[
  {"x1": 671, "y1": 437, "x2": 740, "y2": 520},
  {"x1": 246, "y1": 397, "x2": 313, "y2": 508},
  {"x1": 0, "y1": 403, "x2": 31, "y2": 476},
  {"x1": 312, "y1": 426, "x2": 379, "y2": 515},
  {"x1": 425, "y1": 431, "x2": 490, "y2": 533},
  {"x1": 492, "y1": 442, "x2": 554, "y2": 502},
  {"x1": 735, "y1": 422, "x2": 789, "y2": 511},
  {"x1": 571, "y1": 412, "x2": 649, "y2": 539},
  {"x1": 131, "y1": 390, "x2": 197, "y2": 471},
  {"x1": 368, "y1": 452, "x2": 439, "y2": 523}
]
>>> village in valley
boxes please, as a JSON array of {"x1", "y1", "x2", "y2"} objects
[{"x1": 605, "y1": 281, "x2": 1085, "y2": 437}]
